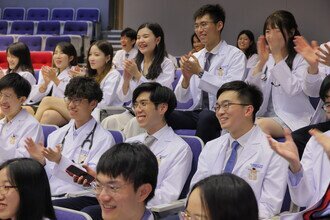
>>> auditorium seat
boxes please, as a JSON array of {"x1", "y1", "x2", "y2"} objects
[
  {"x1": 2, "y1": 7, "x2": 25, "y2": 20},
  {"x1": 30, "y1": 51, "x2": 53, "y2": 70},
  {"x1": 10, "y1": 21, "x2": 35, "y2": 35},
  {"x1": 18, "y1": 35, "x2": 42, "y2": 51},
  {"x1": 51, "y1": 8, "x2": 74, "y2": 21},
  {"x1": 26, "y1": 7, "x2": 50, "y2": 21},
  {"x1": 0, "y1": 35, "x2": 14, "y2": 51}
]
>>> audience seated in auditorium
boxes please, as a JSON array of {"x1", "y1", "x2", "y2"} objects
[
  {"x1": 0, "y1": 158, "x2": 55, "y2": 220},
  {"x1": 183, "y1": 174, "x2": 258, "y2": 220},
  {"x1": 246, "y1": 10, "x2": 314, "y2": 138},
  {"x1": 24, "y1": 77, "x2": 115, "y2": 208},
  {"x1": 34, "y1": 40, "x2": 123, "y2": 126},
  {"x1": 112, "y1": 27, "x2": 138, "y2": 70},
  {"x1": 0, "y1": 74, "x2": 43, "y2": 164},
  {"x1": 236, "y1": 29, "x2": 258, "y2": 69},
  {"x1": 101, "y1": 22, "x2": 175, "y2": 138},
  {"x1": 167, "y1": 4, "x2": 246, "y2": 144},
  {"x1": 26, "y1": 42, "x2": 77, "y2": 116},
  {"x1": 190, "y1": 81, "x2": 288, "y2": 219}
]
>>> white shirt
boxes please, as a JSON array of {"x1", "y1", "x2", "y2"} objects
[
  {"x1": 0, "y1": 109, "x2": 44, "y2": 163},
  {"x1": 117, "y1": 57, "x2": 175, "y2": 102},
  {"x1": 44, "y1": 117, "x2": 115, "y2": 195},
  {"x1": 175, "y1": 40, "x2": 246, "y2": 110},
  {"x1": 191, "y1": 125, "x2": 288, "y2": 219},
  {"x1": 112, "y1": 48, "x2": 138, "y2": 70},
  {"x1": 280, "y1": 131, "x2": 330, "y2": 220},
  {"x1": 246, "y1": 54, "x2": 315, "y2": 131},
  {"x1": 16, "y1": 69, "x2": 36, "y2": 86},
  {"x1": 27, "y1": 67, "x2": 71, "y2": 104},
  {"x1": 126, "y1": 125, "x2": 192, "y2": 206}
]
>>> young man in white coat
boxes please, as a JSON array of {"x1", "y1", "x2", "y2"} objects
[
  {"x1": 126, "y1": 82, "x2": 192, "y2": 206},
  {"x1": 190, "y1": 81, "x2": 288, "y2": 219},
  {"x1": 0, "y1": 73, "x2": 44, "y2": 163},
  {"x1": 268, "y1": 80, "x2": 330, "y2": 219},
  {"x1": 168, "y1": 4, "x2": 246, "y2": 144},
  {"x1": 94, "y1": 142, "x2": 159, "y2": 220},
  {"x1": 25, "y1": 76, "x2": 115, "y2": 210}
]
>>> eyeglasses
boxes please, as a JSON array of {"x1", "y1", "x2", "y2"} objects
[
  {"x1": 132, "y1": 100, "x2": 153, "y2": 110},
  {"x1": 322, "y1": 102, "x2": 330, "y2": 112},
  {"x1": 0, "y1": 185, "x2": 17, "y2": 195},
  {"x1": 213, "y1": 101, "x2": 251, "y2": 112},
  {"x1": 194, "y1": 21, "x2": 215, "y2": 30},
  {"x1": 180, "y1": 211, "x2": 207, "y2": 220},
  {"x1": 0, "y1": 92, "x2": 17, "y2": 100},
  {"x1": 91, "y1": 181, "x2": 128, "y2": 195},
  {"x1": 64, "y1": 97, "x2": 86, "y2": 106}
]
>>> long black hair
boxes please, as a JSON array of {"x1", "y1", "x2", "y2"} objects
[
  {"x1": 135, "y1": 22, "x2": 167, "y2": 80},
  {"x1": 236, "y1": 30, "x2": 257, "y2": 59},
  {"x1": 0, "y1": 158, "x2": 56, "y2": 220},
  {"x1": 263, "y1": 10, "x2": 300, "y2": 70},
  {"x1": 6, "y1": 42, "x2": 34, "y2": 75}
]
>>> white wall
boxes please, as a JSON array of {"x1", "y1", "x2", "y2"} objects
[{"x1": 124, "y1": 0, "x2": 330, "y2": 56}]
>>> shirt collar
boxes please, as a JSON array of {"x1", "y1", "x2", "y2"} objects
[
  {"x1": 144, "y1": 124, "x2": 169, "y2": 141},
  {"x1": 229, "y1": 125, "x2": 257, "y2": 149}
]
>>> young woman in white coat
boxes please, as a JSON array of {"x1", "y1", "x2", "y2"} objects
[
  {"x1": 101, "y1": 22, "x2": 175, "y2": 136},
  {"x1": 246, "y1": 10, "x2": 315, "y2": 138},
  {"x1": 35, "y1": 40, "x2": 122, "y2": 126}
]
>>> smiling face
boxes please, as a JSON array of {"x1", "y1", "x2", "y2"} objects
[
  {"x1": 65, "y1": 97, "x2": 96, "y2": 125},
  {"x1": 0, "y1": 168, "x2": 20, "y2": 220},
  {"x1": 194, "y1": 14, "x2": 222, "y2": 50},
  {"x1": 237, "y1": 33, "x2": 251, "y2": 52},
  {"x1": 96, "y1": 173, "x2": 147, "y2": 220},
  {"x1": 88, "y1": 45, "x2": 110, "y2": 73},
  {"x1": 265, "y1": 26, "x2": 288, "y2": 53},
  {"x1": 136, "y1": 27, "x2": 160, "y2": 56},
  {"x1": 120, "y1": 36, "x2": 135, "y2": 53},
  {"x1": 6, "y1": 52, "x2": 19, "y2": 70},
  {"x1": 0, "y1": 88, "x2": 24, "y2": 121},
  {"x1": 193, "y1": 35, "x2": 204, "y2": 52},
  {"x1": 53, "y1": 46, "x2": 72, "y2": 72}
]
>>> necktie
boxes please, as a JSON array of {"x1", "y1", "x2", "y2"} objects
[
  {"x1": 201, "y1": 52, "x2": 213, "y2": 109},
  {"x1": 303, "y1": 185, "x2": 330, "y2": 219},
  {"x1": 143, "y1": 135, "x2": 156, "y2": 148},
  {"x1": 125, "y1": 53, "x2": 129, "y2": 59},
  {"x1": 224, "y1": 141, "x2": 239, "y2": 173}
]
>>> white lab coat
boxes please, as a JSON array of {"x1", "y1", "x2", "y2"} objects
[
  {"x1": 16, "y1": 70, "x2": 36, "y2": 86},
  {"x1": 112, "y1": 48, "x2": 138, "y2": 70},
  {"x1": 116, "y1": 57, "x2": 175, "y2": 102},
  {"x1": 303, "y1": 62, "x2": 330, "y2": 124},
  {"x1": 126, "y1": 125, "x2": 192, "y2": 206},
  {"x1": 175, "y1": 40, "x2": 246, "y2": 110},
  {"x1": 44, "y1": 118, "x2": 115, "y2": 195},
  {"x1": 247, "y1": 53, "x2": 259, "y2": 69},
  {"x1": 27, "y1": 67, "x2": 71, "y2": 104},
  {"x1": 280, "y1": 131, "x2": 330, "y2": 220},
  {"x1": 97, "y1": 68, "x2": 124, "y2": 108},
  {"x1": 246, "y1": 54, "x2": 315, "y2": 131},
  {"x1": 0, "y1": 109, "x2": 44, "y2": 163},
  {"x1": 191, "y1": 125, "x2": 288, "y2": 219}
]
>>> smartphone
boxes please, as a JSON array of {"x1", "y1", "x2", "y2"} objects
[{"x1": 66, "y1": 165, "x2": 95, "y2": 184}]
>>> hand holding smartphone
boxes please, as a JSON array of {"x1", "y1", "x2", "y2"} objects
[{"x1": 66, "y1": 165, "x2": 95, "y2": 184}]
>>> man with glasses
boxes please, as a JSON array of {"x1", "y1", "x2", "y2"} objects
[
  {"x1": 92, "y1": 142, "x2": 158, "y2": 220},
  {"x1": 0, "y1": 73, "x2": 43, "y2": 164},
  {"x1": 190, "y1": 81, "x2": 288, "y2": 219},
  {"x1": 168, "y1": 4, "x2": 246, "y2": 144},
  {"x1": 25, "y1": 76, "x2": 115, "y2": 210}
]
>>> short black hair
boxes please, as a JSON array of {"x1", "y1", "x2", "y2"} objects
[
  {"x1": 121, "y1": 27, "x2": 137, "y2": 42},
  {"x1": 97, "y1": 142, "x2": 158, "y2": 204},
  {"x1": 216, "y1": 81, "x2": 263, "y2": 122},
  {"x1": 189, "y1": 174, "x2": 258, "y2": 220},
  {"x1": 0, "y1": 73, "x2": 31, "y2": 98},
  {"x1": 320, "y1": 75, "x2": 330, "y2": 102},
  {"x1": 64, "y1": 76, "x2": 103, "y2": 103},
  {"x1": 193, "y1": 4, "x2": 226, "y2": 32},
  {"x1": 132, "y1": 82, "x2": 177, "y2": 122},
  {"x1": 0, "y1": 158, "x2": 55, "y2": 220}
]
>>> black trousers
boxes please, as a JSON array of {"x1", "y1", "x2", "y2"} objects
[
  {"x1": 52, "y1": 196, "x2": 102, "y2": 219},
  {"x1": 168, "y1": 109, "x2": 221, "y2": 144},
  {"x1": 291, "y1": 120, "x2": 330, "y2": 159}
]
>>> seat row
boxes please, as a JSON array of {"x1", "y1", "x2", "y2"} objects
[
  {"x1": 0, "y1": 7, "x2": 100, "y2": 22},
  {"x1": 0, "y1": 35, "x2": 85, "y2": 57}
]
